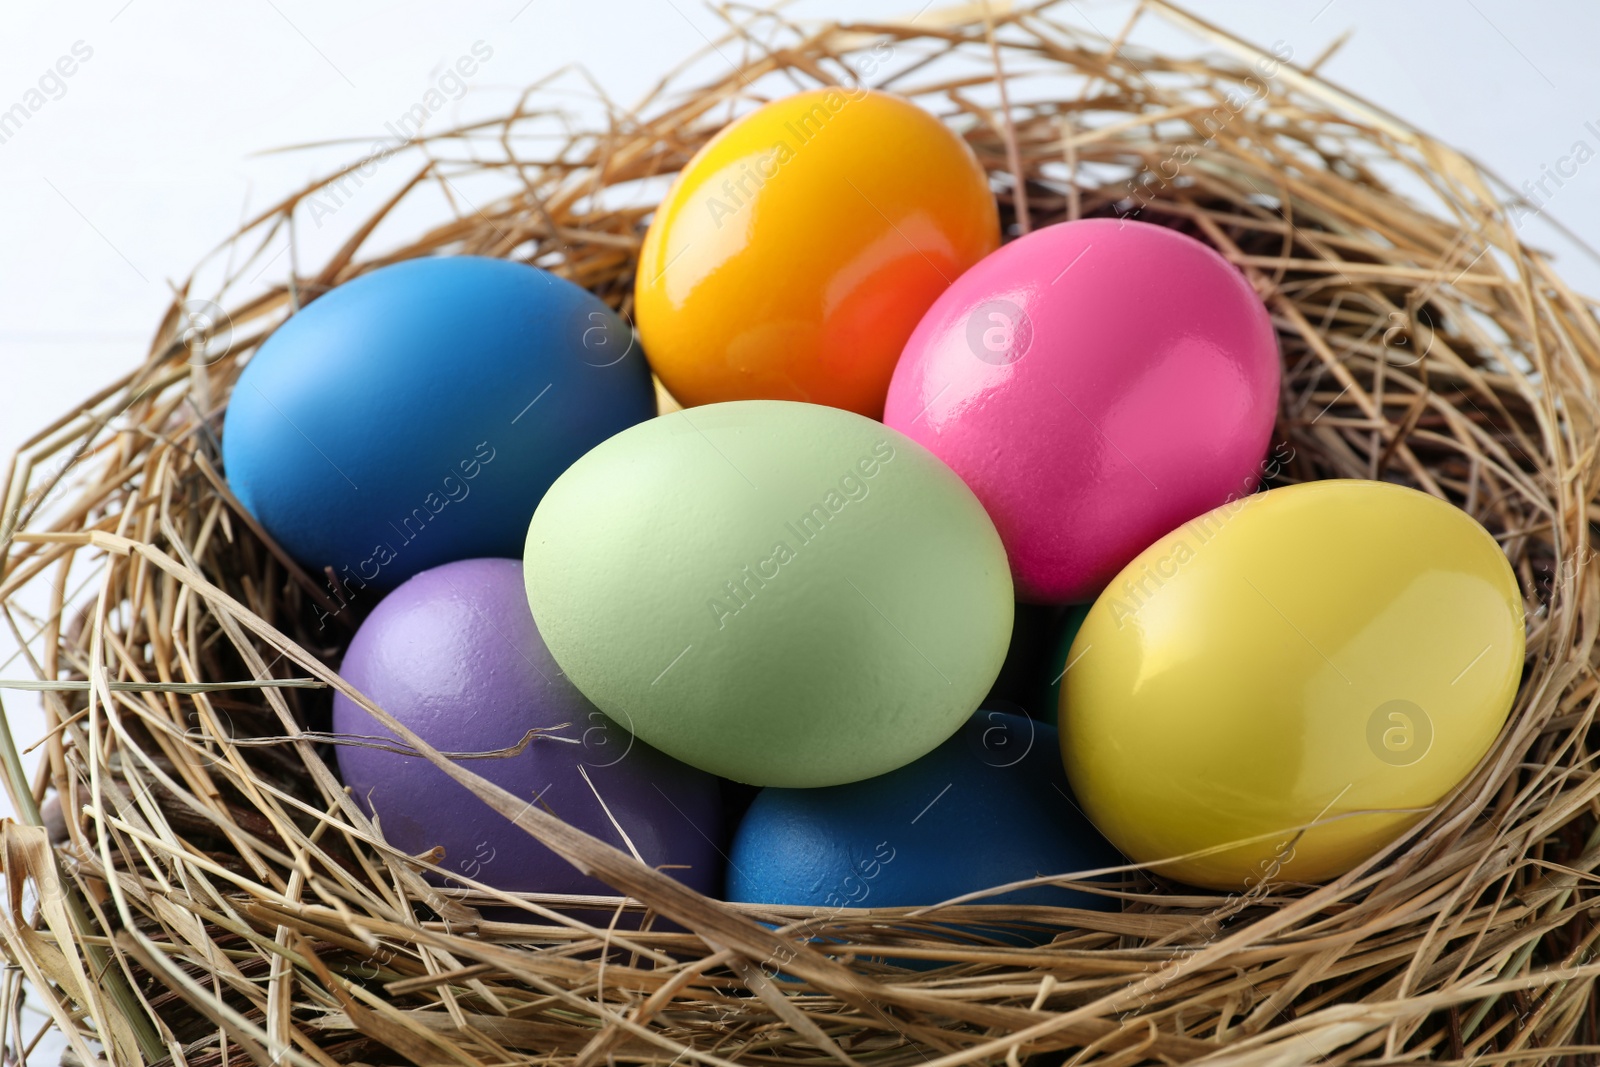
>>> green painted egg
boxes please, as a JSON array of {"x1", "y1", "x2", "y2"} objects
[{"x1": 523, "y1": 400, "x2": 1013, "y2": 787}]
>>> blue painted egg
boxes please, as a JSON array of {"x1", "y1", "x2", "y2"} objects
[
  {"x1": 222, "y1": 257, "x2": 655, "y2": 596},
  {"x1": 726, "y1": 711, "x2": 1119, "y2": 912}
]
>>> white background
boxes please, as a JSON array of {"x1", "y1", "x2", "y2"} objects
[{"x1": 1, "y1": 0, "x2": 1597, "y2": 813}]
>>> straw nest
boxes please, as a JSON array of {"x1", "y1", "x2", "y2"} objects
[{"x1": 2, "y1": 2, "x2": 1598, "y2": 1064}]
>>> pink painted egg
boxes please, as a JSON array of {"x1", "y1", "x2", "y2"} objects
[{"x1": 883, "y1": 218, "x2": 1280, "y2": 603}]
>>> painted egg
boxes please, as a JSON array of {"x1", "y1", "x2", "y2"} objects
[
  {"x1": 332, "y1": 558, "x2": 725, "y2": 900},
  {"x1": 1061, "y1": 480, "x2": 1525, "y2": 889},
  {"x1": 523, "y1": 400, "x2": 1013, "y2": 787},
  {"x1": 223, "y1": 257, "x2": 655, "y2": 595},
  {"x1": 635, "y1": 88, "x2": 999, "y2": 417},
  {"x1": 883, "y1": 218, "x2": 1280, "y2": 602},
  {"x1": 727, "y1": 711, "x2": 1118, "y2": 912}
]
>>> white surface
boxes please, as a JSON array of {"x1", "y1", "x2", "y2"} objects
[{"x1": 0, "y1": 0, "x2": 1596, "y2": 810}]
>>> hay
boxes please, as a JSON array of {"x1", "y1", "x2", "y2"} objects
[{"x1": 2, "y1": 1, "x2": 1598, "y2": 1064}]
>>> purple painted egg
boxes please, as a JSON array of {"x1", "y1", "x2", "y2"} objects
[{"x1": 332, "y1": 557, "x2": 725, "y2": 900}]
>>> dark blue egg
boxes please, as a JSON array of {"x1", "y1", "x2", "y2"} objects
[
  {"x1": 222, "y1": 257, "x2": 655, "y2": 597},
  {"x1": 726, "y1": 710, "x2": 1119, "y2": 913}
]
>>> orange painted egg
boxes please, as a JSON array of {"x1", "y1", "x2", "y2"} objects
[{"x1": 635, "y1": 88, "x2": 999, "y2": 417}]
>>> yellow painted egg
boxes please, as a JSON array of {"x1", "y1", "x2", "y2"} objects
[
  {"x1": 635, "y1": 87, "x2": 1000, "y2": 417},
  {"x1": 1061, "y1": 480, "x2": 1525, "y2": 890}
]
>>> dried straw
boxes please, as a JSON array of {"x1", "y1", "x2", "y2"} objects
[{"x1": 2, "y1": 1, "x2": 1598, "y2": 1064}]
